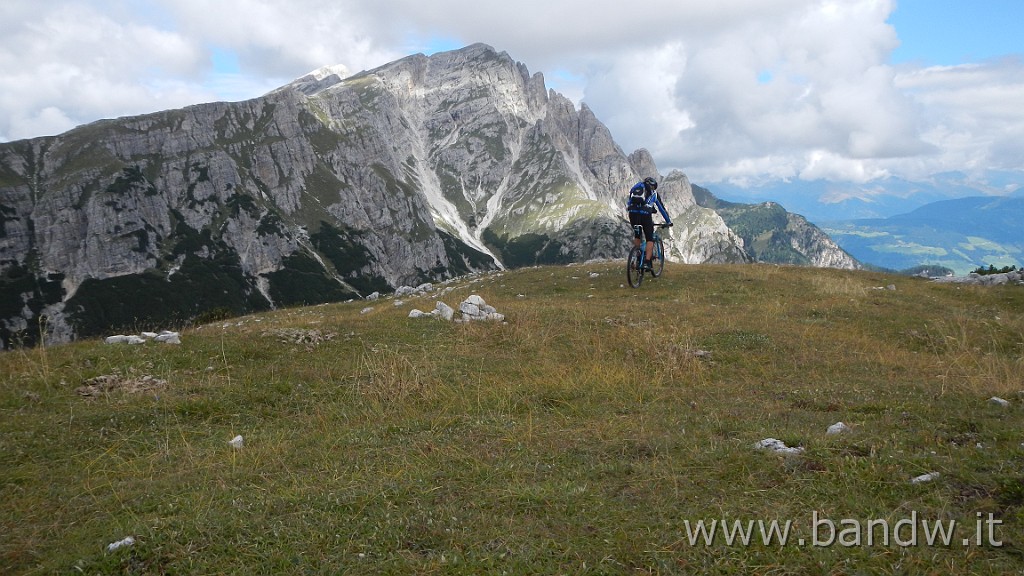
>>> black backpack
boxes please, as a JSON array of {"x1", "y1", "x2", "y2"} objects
[{"x1": 628, "y1": 183, "x2": 649, "y2": 209}]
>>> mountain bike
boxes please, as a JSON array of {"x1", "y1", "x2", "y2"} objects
[{"x1": 626, "y1": 223, "x2": 669, "y2": 288}]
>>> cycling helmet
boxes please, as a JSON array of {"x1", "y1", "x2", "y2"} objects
[{"x1": 644, "y1": 177, "x2": 658, "y2": 190}]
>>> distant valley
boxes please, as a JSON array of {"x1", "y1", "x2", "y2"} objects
[
  {"x1": 817, "y1": 195, "x2": 1023, "y2": 275},
  {"x1": 703, "y1": 178, "x2": 1023, "y2": 275}
]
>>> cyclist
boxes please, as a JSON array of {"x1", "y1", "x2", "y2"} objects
[{"x1": 626, "y1": 176, "x2": 673, "y2": 270}]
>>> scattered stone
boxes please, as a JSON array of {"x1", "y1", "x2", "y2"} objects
[
  {"x1": 407, "y1": 294, "x2": 504, "y2": 322},
  {"x1": 910, "y1": 472, "x2": 940, "y2": 484},
  {"x1": 989, "y1": 396, "x2": 1011, "y2": 408},
  {"x1": 153, "y1": 331, "x2": 180, "y2": 344},
  {"x1": 104, "y1": 334, "x2": 145, "y2": 345},
  {"x1": 366, "y1": 292, "x2": 380, "y2": 301},
  {"x1": 932, "y1": 270, "x2": 1024, "y2": 286},
  {"x1": 360, "y1": 307, "x2": 374, "y2": 315},
  {"x1": 229, "y1": 435, "x2": 244, "y2": 449},
  {"x1": 107, "y1": 536, "x2": 135, "y2": 552},
  {"x1": 104, "y1": 331, "x2": 180, "y2": 345},
  {"x1": 394, "y1": 283, "x2": 435, "y2": 298},
  {"x1": 459, "y1": 299, "x2": 481, "y2": 317},
  {"x1": 826, "y1": 422, "x2": 852, "y2": 435},
  {"x1": 754, "y1": 438, "x2": 804, "y2": 455},
  {"x1": 434, "y1": 301, "x2": 455, "y2": 321}
]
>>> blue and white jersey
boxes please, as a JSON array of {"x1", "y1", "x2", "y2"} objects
[{"x1": 626, "y1": 181, "x2": 672, "y2": 224}]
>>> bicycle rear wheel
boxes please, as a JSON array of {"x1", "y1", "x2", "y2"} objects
[
  {"x1": 651, "y1": 238, "x2": 665, "y2": 277},
  {"x1": 626, "y1": 246, "x2": 644, "y2": 288}
]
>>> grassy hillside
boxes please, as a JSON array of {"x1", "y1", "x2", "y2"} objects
[{"x1": 2, "y1": 262, "x2": 1023, "y2": 574}]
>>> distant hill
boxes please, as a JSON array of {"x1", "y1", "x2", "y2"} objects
[
  {"x1": 692, "y1": 185, "x2": 859, "y2": 268},
  {"x1": 819, "y1": 195, "x2": 1024, "y2": 274}
]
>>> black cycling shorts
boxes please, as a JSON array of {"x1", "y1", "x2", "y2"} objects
[{"x1": 629, "y1": 211, "x2": 654, "y2": 242}]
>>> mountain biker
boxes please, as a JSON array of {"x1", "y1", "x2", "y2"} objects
[{"x1": 626, "y1": 177, "x2": 673, "y2": 270}]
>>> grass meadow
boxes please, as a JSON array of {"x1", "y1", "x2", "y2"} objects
[{"x1": 2, "y1": 262, "x2": 1023, "y2": 574}]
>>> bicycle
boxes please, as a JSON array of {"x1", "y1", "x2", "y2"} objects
[{"x1": 626, "y1": 223, "x2": 669, "y2": 288}]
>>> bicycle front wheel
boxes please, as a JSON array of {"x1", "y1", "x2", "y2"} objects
[
  {"x1": 626, "y1": 247, "x2": 644, "y2": 288},
  {"x1": 651, "y1": 238, "x2": 665, "y2": 277}
]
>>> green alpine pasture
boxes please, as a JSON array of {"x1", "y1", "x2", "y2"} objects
[{"x1": 2, "y1": 262, "x2": 1023, "y2": 574}]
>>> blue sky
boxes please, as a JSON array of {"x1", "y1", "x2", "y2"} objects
[
  {"x1": 888, "y1": 0, "x2": 1023, "y2": 65},
  {"x1": 1, "y1": 0, "x2": 1021, "y2": 201}
]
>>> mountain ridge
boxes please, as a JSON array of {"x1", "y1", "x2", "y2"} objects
[{"x1": 0, "y1": 43, "x2": 853, "y2": 348}]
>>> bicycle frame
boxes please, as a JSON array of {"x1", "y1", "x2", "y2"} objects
[
  {"x1": 633, "y1": 226, "x2": 662, "y2": 255},
  {"x1": 627, "y1": 223, "x2": 667, "y2": 287}
]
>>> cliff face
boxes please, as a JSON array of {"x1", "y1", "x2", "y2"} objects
[
  {"x1": 0, "y1": 44, "x2": 763, "y2": 347},
  {"x1": 692, "y1": 186, "x2": 860, "y2": 269}
]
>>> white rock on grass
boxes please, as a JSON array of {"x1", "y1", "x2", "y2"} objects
[
  {"x1": 458, "y1": 295, "x2": 503, "y2": 322},
  {"x1": 434, "y1": 301, "x2": 455, "y2": 321},
  {"x1": 910, "y1": 472, "x2": 940, "y2": 484},
  {"x1": 989, "y1": 397, "x2": 1010, "y2": 407},
  {"x1": 105, "y1": 331, "x2": 180, "y2": 345},
  {"x1": 826, "y1": 422, "x2": 851, "y2": 435},
  {"x1": 229, "y1": 435, "x2": 244, "y2": 449},
  {"x1": 459, "y1": 300, "x2": 480, "y2": 317},
  {"x1": 394, "y1": 283, "x2": 434, "y2": 298},
  {"x1": 154, "y1": 331, "x2": 180, "y2": 344},
  {"x1": 105, "y1": 334, "x2": 145, "y2": 345},
  {"x1": 107, "y1": 536, "x2": 135, "y2": 552},
  {"x1": 409, "y1": 295, "x2": 503, "y2": 323},
  {"x1": 754, "y1": 438, "x2": 804, "y2": 455}
]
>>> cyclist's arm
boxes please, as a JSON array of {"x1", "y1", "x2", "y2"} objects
[{"x1": 651, "y1": 194, "x2": 672, "y2": 225}]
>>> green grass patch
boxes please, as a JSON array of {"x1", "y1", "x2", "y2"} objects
[{"x1": 2, "y1": 264, "x2": 1024, "y2": 574}]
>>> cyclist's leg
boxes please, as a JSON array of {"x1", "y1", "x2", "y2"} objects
[
  {"x1": 628, "y1": 213, "x2": 644, "y2": 251},
  {"x1": 641, "y1": 216, "x2": 655, "y2": 266}
]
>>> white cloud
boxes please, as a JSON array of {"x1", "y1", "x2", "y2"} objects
[
  {"x1": 895, "y1": 59, "x2": 1024, "y2": 175},
  {"x1": 1, "y1": 0, "x2": 1022, "y2": 194},
  {"x1": 0, "y1": 0, "x2": 212, "y2": 140}
]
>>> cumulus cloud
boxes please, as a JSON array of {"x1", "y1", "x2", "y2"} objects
[
  {"x1": 1, "y1": 0, "x2": 1022, "y2": 192},
  {"x1": 895, "y1": 58, "x2": 1024, "y2": 175},
  {"x1": 0, "y1": 0, "x2": 212, "y2": 140}
]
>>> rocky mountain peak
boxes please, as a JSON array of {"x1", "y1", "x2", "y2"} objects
[{"x1": 0, "y1": 43, "x2": 851, "y2": 348}]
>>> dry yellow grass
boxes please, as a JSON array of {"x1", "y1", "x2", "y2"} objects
[{"x1": 1, "y1": 262, "x2": 1023, "y2": 574}]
